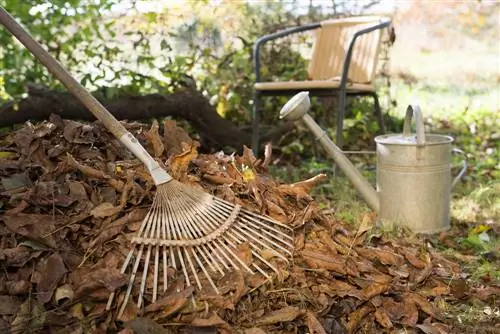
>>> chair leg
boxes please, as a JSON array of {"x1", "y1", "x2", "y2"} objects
[
  {"x1": 336, "y1": 88, "x2": 346, "y2": 150},
  {"x1": 252, "y1": 92, "x2": 261, "y2": 156},
  {"x1": 372, "y1": 92, "x2": 386, "y2": 134}
]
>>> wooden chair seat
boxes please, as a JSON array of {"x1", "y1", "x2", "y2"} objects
[{"x1": 254, "y1": 79, "x2": 374, "y2": 92}]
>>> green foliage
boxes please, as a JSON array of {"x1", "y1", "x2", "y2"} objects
[{"x1": 0, "y1": 0, "x2": 120, "y2": 99}]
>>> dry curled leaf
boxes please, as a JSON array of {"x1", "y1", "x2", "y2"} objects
[
  {"x1": 346, "y1": 304, "x2": 374, "y2": 334},
  {"x1": 33, "y1": 252, "x2": 67, "y2": 304},
  {"x1": 256, "y1": 306, "x2": 303, "y2": 325},
  {"x1": 374, "y1": 308, "x2": 393, "y2": 328},
  {"x1": 145, "y1": 120, "x2": 165, "y2": 157},
  {"x1": 169, "y1": 143, "x2": 199, "y2": 180},
  {"x1": 278, "y1": 174, "x2": 327, "y2": 200},
  {"x1": 305, "y1": 310, "x2": 327, "y2": 334}
]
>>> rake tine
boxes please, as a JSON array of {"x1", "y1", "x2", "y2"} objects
[
  {"x1": 223, "y1": 231, "x2": 278, "y2": 275},
  {"x1": 215, "y1": 201, "x2": 294, "y2": 248},
  {"x1": 237, "y1": 211, "x2": 294, "y2": 243},
  {"x1": 236, "y1": 218, "x2": 294, "y2": 252},
  {"x1": 218, "y1": 236, "x2": 254, "y2": 274},
  {"x1": 252, "y1": 263, "x2": 271, "y2": 279},
  {"x1": 191, "y1": 248, "x2": 219, "y2": 293},
  {"x1": 218, "y1": 240, "x2": 254, "y2": 273},
  {"x1": 197, "y1": 245, "x2": 220, "y2": 273},
  {"x1": 163, "y1": 191, "x2": 236, "y2": 277},
  {"x1": 232, "y1": 224, "x2": 291, "y2": 262},
  {"x1": 115, "y1": 202, "x2": 160, "y2": 316},
  {"x1": 167, "y1": 201, "x2": 199, "y2": 286},
  {"x1": 118, "y1": 244, "x2": 144, "y2": 318},
  {"x1": 137, "y1": 202, "x2": 163, "y2": 309},
  {"x1": 184, "y1": 247, "x2": 202, "y2": 290},
  {"x1": 163, "y1": 190, "x2": 177, "y2": 270},
  {"x1": 213, "y1": 240, "x2": 240, "y2": 270},
  {"x1": 176, "y1": 247, "x2": 191, "y2": 288},
  {"x1": 106, "y1": 245, "x2": 135, "y2": 310},
  {"x1": 242, "y1": 207, "x2": 294, "y2": 230},
  {"x1": 138, "y1": 244, "x2": 152, "y2": 309},
  {"x1": 206, "y1": 241, "x2": 230, "y2": 272},
  {"x1": 160, "y1": 205, "x2": 168, "y2": 292}
]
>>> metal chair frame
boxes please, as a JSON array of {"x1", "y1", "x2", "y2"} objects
[{"x1": 252, "y1": 16, "x2": 392, "y2": 154}]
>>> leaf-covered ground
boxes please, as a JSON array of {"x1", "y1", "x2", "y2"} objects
[{"x1": 0, "y1": 115, "x2": 498, "y2": 334}]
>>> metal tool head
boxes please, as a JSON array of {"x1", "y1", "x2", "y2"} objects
[{"x1": 279, "y1": 91, "x2": 310, "y2": 121}]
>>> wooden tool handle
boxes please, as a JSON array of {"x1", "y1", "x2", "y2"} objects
[{"x1": 0, "y1": 6, "x2": 127, "y2": 139}]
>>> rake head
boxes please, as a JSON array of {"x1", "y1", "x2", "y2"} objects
[{"x1": 107, "y1": 179, "x2": 294, "y2": 317}]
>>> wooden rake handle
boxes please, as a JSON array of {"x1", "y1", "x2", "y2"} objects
[{"x1": 0, "y1": 7, "x2": 172, "y2": 185}]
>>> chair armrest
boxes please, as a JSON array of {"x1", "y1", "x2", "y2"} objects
[
  {"x1": 253, "y1": 23, "x2": 321, "y2": 83},
  {"x1": 339, "y1": 18, "x2": 392, "y2": 89}
]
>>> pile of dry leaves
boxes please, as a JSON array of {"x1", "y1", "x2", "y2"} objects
[{"x1": 0, "y1": 115, "x2": 496, "y2": 333}]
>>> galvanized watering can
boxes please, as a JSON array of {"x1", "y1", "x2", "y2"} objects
[{"x1": 279, "y1": 91, "x2": 467, "y2": 233}]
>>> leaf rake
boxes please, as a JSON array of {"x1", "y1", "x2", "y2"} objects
[{"x1": 0, "y1": 7, "x2": 294, "y2": 317}]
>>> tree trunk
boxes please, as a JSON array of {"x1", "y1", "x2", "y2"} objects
[{"x1": 0, "y1": 85, "x2": 253, "y2": 152}]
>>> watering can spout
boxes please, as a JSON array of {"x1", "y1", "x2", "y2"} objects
[{"x1": 279, "y1": 91, "x2": 380, "y2": 212}]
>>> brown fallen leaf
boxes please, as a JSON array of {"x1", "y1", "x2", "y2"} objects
[
  {"x1": 356, "y1": 247, "x2": 404, "y2": 266},
  {"x1": 191, "y1": 313, "x2": 234, "y2": 333},
  {"x1": 10, "y1": 299, "x2": 46, "y2": 334},
  {"x1": 374, "y1": 307, "x2": 393, "y2": 328},
  {"x1": 203, "y1": 174, "x2": 236, "y2": 185},
  {"x1": 416, "y1": 323, "x2": 449, "y2": 334},
  {"x1": 404, "y1": 250, "x2": 427, "y2": 269},
  {"x1": 169, "y1": 142, "x2": 199, "y2": 180},
  {"x1": 409, "y1": 252, "x2": 432, "y2": 289},
  {"x1": 346, "y1": 304, "x2": 374, "y2": 334},
  {"x1": 145, "y1": 120, "x2": 165, "y2": 157},
  {"x1": 90, "y1": 202, "x2": 123, "y2": 218},
  {"x1": 145, "y1": 282, "x2": 194, "y2": 318},
  {"x1": 449, "y1": 279, "x2": 469, "y2": 299},
  {"x1": 2, "y1": 213, "x2": 63, "y2": 248},
  {"x1": 278, "y1": 174, "x2": 327, "y2": 200},
  {"x1": 0, "y1": 295, "x2": 22, "y2": 315},
  {"x1": 305, "y1": 310, "x2": 327, "y2": 334},
  {"x1": 402, "y1": 295, "x2": 419, "y2": 326},
  {"x1": 301, "y1": 250, "x2": 347, "y2": 275},
  {"x1": 6, "y1": 280, "x2": 30, "y2": 295},
  {"x1": 362, "y1": 282, "x2": 389, "y2": 300},
  {"x1": 66, "y1": 153, "x2": 124, "y2": 191},
  {"x1": 256, "y1": 306, "x2": 303, "y2": 326},
  {"x1": 381, "y1": 297, "x2": 404, "y2": 322},
  {"x1": 318, "y1": 281, "x2": 364, "y2": 300},
  {"x1": 33, "y1": 252, "x2": 68, "y2": 304},
  {"x1": 126, "y1": 317, "x2": 170, "y2": 334},
  {"x1": 88, "y1": 208, "x2": 148, "y2": 249},
  {"x1": 234, "y1": 242, "x2": 253, "y2": 267},
  {"x1": 0, "y1": 247, "x2": 40, "y2": 267},
  {"x1": 347, "y1": 213, "x2": 375, "y2": 255},
  {"x1": 407, "y1": 292, "x2": 438, "y2": 319},
  {"x1": 163, "y1": 119, "x2": 195, "y2": 155},
  {"x1": 74, "y1": 268, "x2": 128, "y2": 298},
  {"x1": 244, "y1": 328, "x2": 267, "y2": 334},
  {"x1": 318, "y1": 230, "x2": 339, "y2": 255}
]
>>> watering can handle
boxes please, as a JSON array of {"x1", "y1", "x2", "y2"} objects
[
  {"x1": 403, "y1": 105, "x2": 426, "y2": 145},
  {"x1": 451, "y1": 148, "x2": 468, "y2": 189}
]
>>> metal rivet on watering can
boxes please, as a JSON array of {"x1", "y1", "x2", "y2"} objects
[{"x1": 279, "y1": 92, "x2": 468, "y2": 234}]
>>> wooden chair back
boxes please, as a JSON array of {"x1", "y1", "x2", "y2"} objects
[{"x1": 307, "y1": 16, "x2": 388, "y2": 84}]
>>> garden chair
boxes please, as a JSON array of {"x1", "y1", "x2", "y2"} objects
[{"x1": 252, "y1": 15, "x2": 393, "y2": 154}]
